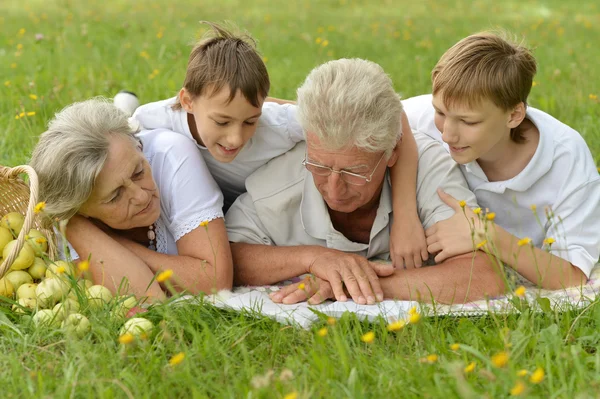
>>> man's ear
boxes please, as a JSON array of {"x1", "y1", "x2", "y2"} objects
[
  {"x1": 507, "y1": 102, "x2": 527, "y2": 128},
  {"x1": 179, "y1": 88, "x2": 194, "y2": 113},
  {"x1": 386, "y1": 141, "x2": 400, "y2": 168}
]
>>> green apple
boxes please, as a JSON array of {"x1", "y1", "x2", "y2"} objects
[
  {"x1": 45, "y1": 260, "x2": 75, "y2": 279},
  {"x1": 36, "y1": 278, "x2": 69, "y2": 308},
  {"x1": 0, "y1": 277, "x2": 14, "y2": 298},
  {"x1": 62, "y1": 313, "x2": 91, "y2": 338},
  {"x1": 26, "y1": 229, "x2": 48, "y2": 256},
  {"x1": 86, "y1": 285, "x2": 113, "y2": 310},
  {"x1": 3, "y1": 241, "x2": 35, "y2": 271},
  {"x1": 32, "y1": 309, "x2": 60, "y2": 327},
  {"x1": 4, "y1": 270, "x2": 33, "y2": 291},
  {"x1": 53, "y1": 298, "x2": 80, "y2": 322},
  {"x1": 112, "y1": 295, "x2": 138, "y2": 319},
  {"x1": 120, "y1": 317, "x2": 154, "y2": 337},
  {"x1": 0, "y1": 212, "x2": 24, "y2": 236},
  {"x1": 27, "y1": 258, "x2": 47, "y2": 280},
  {"x1": 12, "y1": 297, "x2": 37, "y2": 314},
  {"x1": 0, "y1": 226, "x2": 12, "y2": 252},
  {"x1": 16, "y1": 283, "x2": 37, "y2": 300}
]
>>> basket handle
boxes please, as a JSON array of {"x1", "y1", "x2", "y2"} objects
[{"x1": 0, "y1": 165, "x2": 41, "y2": 278}]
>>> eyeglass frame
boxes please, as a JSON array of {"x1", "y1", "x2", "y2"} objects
[{"x1": 301, "y1": 151, "x2": 387, "y2": 186}]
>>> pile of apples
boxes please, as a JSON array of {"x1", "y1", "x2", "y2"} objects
[{"x1": 0, "y1": 211, "x2": 143, "y2": 338}]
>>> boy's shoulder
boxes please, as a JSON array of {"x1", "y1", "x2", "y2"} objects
[
  {"x1": 527, "y1": 107, "x2": 592, "y2": 156},
  {"x1": 132, "y1": 96, "x2": 182, "y2": 130}
]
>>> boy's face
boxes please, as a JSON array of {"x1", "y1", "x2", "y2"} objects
[
  {"x1": 432, "y1": 94, "x2": 521, "y2": 164},
  {"x1": 180, "y1": 86, "x2": 264, "y2": 163}
]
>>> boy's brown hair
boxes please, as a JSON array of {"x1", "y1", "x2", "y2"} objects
[
  {"x1": 432, "y1": 31, "x2": 537, "y2": 143},
  {"x1": 173, "y1": 21, "x2": 270, "y2": 110}
]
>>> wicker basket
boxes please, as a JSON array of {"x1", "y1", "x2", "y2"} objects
[{"x1": 0, "y1": 165, "x2": 58, "y2": 278}]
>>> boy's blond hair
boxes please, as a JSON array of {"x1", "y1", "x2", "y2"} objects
[
  {"x1": 432, "y1": 31, "x2": 537, "y2": 143},
  {"x1": 173, "y1": 21, "x2": 270, "y2": 110}
]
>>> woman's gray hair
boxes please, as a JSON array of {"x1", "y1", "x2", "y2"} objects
[
  {"x1": 296, "y1": 58, "x2": 403, "y2": 157},
  {"x1": 29, "y1": 97, "x2": 139, "y2": 220}
]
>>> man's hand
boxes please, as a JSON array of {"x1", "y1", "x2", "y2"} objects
[
  {"x1": 270, "y1": 275, "x2": 334, "y2": 305},
  {"x1": 390, "y1": 214, "x2": 429, "y2": 269},
  {"x1": 307, "y1": 251, "x2": 394, "y2": 305},
  {"x1": 425, "y1": 189, "x2": 484, "y2": 263}
]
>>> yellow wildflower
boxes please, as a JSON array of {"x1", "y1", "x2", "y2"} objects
[
  {"x1": 459, "y1": 200, "x2": 466, "y2": 208},
  {"x1": 464, "y1": 362, "x2": 476, "y2": 373},
  {"x1": 118, "y1": 333, "x2": 134, "y2": 345},
  {"x1": 298, "y1": 283, "x2": 305, "y2": 290},
  {"x1": 19, "y1": 112, "x2": 25, "y2": 118},
  {"x1": 4, "y1": 80, "x2": 10, "y2": 87},
  {"x1": 517, "y1": 369, "x2": 528, "y2": 377},
  {"x1": 78, "y1": 260, "x2": 90, "y2": 272},
  {"x1": 34, "y1": 201, "x2": 46, "y2": 213},
  {"x1": 29, "y1": 94, "x2": 38, "y2": 100},
  {"x1": 10, "y1": 63, "x2": 17, "y2": 69},
  {"x1": 532, "y1": 81, "x2": 538, "y2": 87},
  {"x1": 327, "y1": 317, "x2": 336, "y2": 326},
  {"x1": 139, "y1": 50, "x2": 150, "y2": 59},
  {"x1": 199, "y1": 220, "x2": 209, "y2": 227},
  {"x1": 322, "y1": 40, "x2": 329, "y2": 47},
  {"x1": 543, "y1": 237, "x2": 555, "y2": 246},
  {"x1": 450, "y1": 343, "x2": 460, "y2": 351},
  {"x1": 426, "y1": 354, "x2": 438, "y2": 363},
  {"x1": 529, "y1": 367, "x2": 545, "y2": 384},
  {"x1": 35, "y1": 237, "x2": 46, "y2": 245},
  {"x1": 27, "y1": 111, "x2": 35, "y2": 116},
  {"x1": 514, "y1": 286, "x2": 526, "y2": 298},
  {"x1": 530, "y1": 204, "x2": 537, "y2": 212},
  {"x1": 283, "y1": 392, "x2": 298, "y2": 399},
  {"x1": 510, "y1": 381, "x2": 525, "y2": 396},
  {"x1": 361, "y1": 331, "x2": 375, "y2": 343},
  {"x1": 315, "y1": 37, "x2": 322, "y2": 44},
  {"x1": 387, "y1": 320, "x2": 406, "y2": 331},
  {"x1": 156, "y1": 269, "x2": 173, "y2": 283},
  {"x1": 491, "y1": 351, "x2": 509, "y2": 368},
  {"x1": 517, "y1": 237, "x2": 532, "y2": 247},
  {"x1": 409, "y1": 312, "x2": 421, "y2": 324},
  {"x1": 486, "y1": 212, "x2": 496, "y2": 221},
  {"x1": 317, "y1": 327, "x2": 327, "y2": 337},
  {"x1": 18, "y1": 28, "x2": 26, "y2": 36},
  {"x1": 408, "y1": 306, "x2": 417, "y2": 315},
  {"x1": 56, "y1": 266, "x2": 66, "y2": 274},
  {"x1": 17, "y1": 43, "x2": 23, "y2": 50},
  {"x1": 168, "y1": 352, "x2": 185, "y2": 366},
  {"x1": 476, "y1": 240, "x2": 487, "y2": 249},
  {"x1": 590, "y1": 94, "x2": 598, "y2": 101},
  {"x1": 15, "y1": 115, "x2": 20, "y2": 120},
  {"x1": 473, "y1": 207, "x2": 482, "y2": 215}
]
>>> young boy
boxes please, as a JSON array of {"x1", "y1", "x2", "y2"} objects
[
  {"x1": 128, "y1": 22, "x2": 429, "y2": 280},
  {"x1": 402, "y1": 32, "x2": 600, "y2": 290}
]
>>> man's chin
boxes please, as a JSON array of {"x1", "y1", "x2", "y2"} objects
[{"x1": 325, "y1": 199, "x2": 358, "y2": 213}]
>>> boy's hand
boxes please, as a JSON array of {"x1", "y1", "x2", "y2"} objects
[
  {"x1": 425, "y1": 189, "x2": 484, "y2": 263},
  {"x1": 390, "y1": 215, "x2": 429, "y2": 269}
]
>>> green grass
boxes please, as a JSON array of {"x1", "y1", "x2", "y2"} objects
[{"x1": 1, "y1": 0, "x2": 599, "y2": 397}]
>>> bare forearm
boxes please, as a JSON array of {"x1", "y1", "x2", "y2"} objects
[
  {"x1": 231, "y1": 243, "x2": 327, "y2": 285},
  {"x1": 380, "y1": 252, "x2": 506, "y2": 304},
  {"x1": 116, "y1": 237, "x2": 233, "y2": 294},
  {"x1": 266, "y1": 96, "x2": 296, "y2": 105},
  {"x1": 390, "y1": 113, "x2": 418, "y2": 214},
  {"x1": 488, "y1": 225, "x2": 587, "y2": 289}
]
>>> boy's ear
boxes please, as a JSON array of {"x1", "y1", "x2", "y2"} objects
[
  {"x1": 179, "y1": 88, "x2": 194, "y2": 113},
  {"x1": 507, "y1": 102, "x2": 527, "y2": 128}
]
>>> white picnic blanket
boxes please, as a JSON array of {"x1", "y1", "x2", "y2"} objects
[{"x1": 176, "y1": 263, "x2": 600, "y2": 329}]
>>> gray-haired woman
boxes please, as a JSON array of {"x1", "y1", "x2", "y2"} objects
[{"x1": 30, "y1": 98, "x2": 233, "y2": 299}]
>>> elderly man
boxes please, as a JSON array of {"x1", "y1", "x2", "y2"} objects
[{"x1": 225, "y1": 58, "x2": 506, "y2": 305}]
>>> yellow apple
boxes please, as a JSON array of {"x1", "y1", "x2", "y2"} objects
[
  {"x1": 120, "y1": 317, "x2": 154, "y2": 337},
  {"x1": 26, "y1": 229, "x2": 48, "y2": 256},
  {"x1": 32, "y1": 309, "x2": 60, "y2": 327},
  {"x1": 12, "y1": 297, "x2": 37, "y2": 314},
  {"x1": 36, "y1": 278, "x2": 70, "y2": 308},
  {"x1": 16, "y1": 283, "x2": 37, "y2": 300},
  {"x1": 62, "y1": 313, "x2": 91, "y2": 338},
  {"x1": 4, "y1": 270, "x2": 33, "y2": 290},
  {"x1": 112, "y1": 295, "x2": 138, "y2": 319},
  {"x1": 53, "y1": 298, "x2": 80, "y2": 322},
  {"x1": 0, "y1": 226, "x2": 12, "y2": 252},
  {"x1": 86, "y1": 285, "x2": 113, "y2": 310},
  {"x1": 27, "y1": 258, "x2": 47, "y2": 280},
  {"x1": 0, "y1": 212, "x2": 24, "y2": 236},
  {"x1": 3, "y1": 241, "x2": 35, "y2": 271},
  {"x1": 0, "y1": 277, "x2": 14, "y2": 298}
]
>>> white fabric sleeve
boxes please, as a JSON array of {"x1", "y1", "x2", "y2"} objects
[
  {"x1": 414, "y1": 132, "x2": 478, "y2": 230},
  {"x1": 225, "y1": 192, "x2": 275, "y2": 245},
  {"x1": 547, "y1": 177, "x2": 600, "y2": 278},
  {"x1": 151, "y1": 133, "x2": 224, "y2": 242},
  {"x1": 285, "y1": 104, "x2": 305, "y2": 143}
]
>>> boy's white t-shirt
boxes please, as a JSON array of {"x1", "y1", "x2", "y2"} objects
[
  {"x1": 132, "y1": 97, "x2": 304, "y2": 209},
  {"x1": 62, "y1": 128, "x2": 224, "y2": 260},
  {"x1": 402, "y1": 94, "x2": 600, "y2": 278}
]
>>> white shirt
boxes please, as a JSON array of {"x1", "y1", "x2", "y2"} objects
[
  {"x1": 63, "y1": 128, "x2": 224, "y2": 259},
  {"x1": 402, "y1": 94, "x2": 600, "y2": 277},
  {"x1": 132, "y1": 97, "x2": 304, "y2": 209},
  {"x1": 225, "y1": 132, "x2": 478, "y2": 260}
]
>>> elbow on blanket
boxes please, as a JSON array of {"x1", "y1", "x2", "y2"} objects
[{"x1": 537, "y1": 264, "x2": 588, "y2": 291}]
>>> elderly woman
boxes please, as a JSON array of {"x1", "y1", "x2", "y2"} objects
[{"x1": 30, "y1": 98, "x2": 233, "y2": 299}]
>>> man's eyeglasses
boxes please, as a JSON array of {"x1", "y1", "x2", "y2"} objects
[{"x1": 302, "y1": 152, "x2": 386, "y2": 186}]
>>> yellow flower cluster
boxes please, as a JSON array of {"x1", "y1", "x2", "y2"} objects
[{"x1": 156, "y1": 269, "x2": 173, "y2": 283}]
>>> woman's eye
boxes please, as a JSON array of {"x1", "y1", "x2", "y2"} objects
[
  {"x1": 109, "y1": 190, "x2": 122, "y2": 203},
  {"x1": 133, "y1": 169, "x2": 144, "y2": 179}
]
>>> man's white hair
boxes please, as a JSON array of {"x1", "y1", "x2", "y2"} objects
[
  {"x1": 297, "y1": 58, "x2": 403, "y2": 157},
  {"x1": 29, "y1": 97, "x2": 139, "y2": 220}
]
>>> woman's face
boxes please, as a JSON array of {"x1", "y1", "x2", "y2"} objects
[{"x1": 79, "y1": 135, "x2": 160, "y2": 230}]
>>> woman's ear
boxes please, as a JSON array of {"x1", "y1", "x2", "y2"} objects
[
  {"x1": 179, "y1": 88, "x2": 194, "y2": 113},
  {"x1": 507, "y1": 102, "x2": 527, "y2": 128}
]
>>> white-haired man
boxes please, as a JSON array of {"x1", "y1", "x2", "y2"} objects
[{"x1": 225, "y1": 58, "x2": 506, "y2": 305}]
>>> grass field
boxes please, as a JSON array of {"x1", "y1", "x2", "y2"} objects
[{"x1": 1, "y1": 0, "x2": 599, "y2": 397}]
